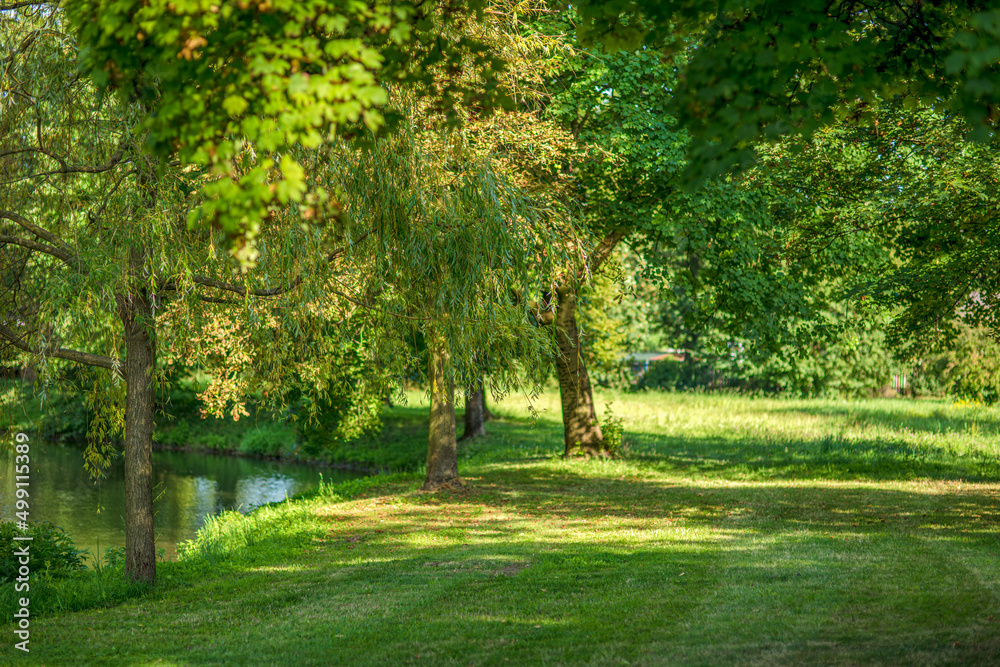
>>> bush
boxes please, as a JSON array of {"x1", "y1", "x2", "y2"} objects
[
  {"x1": 100, "y1": 546, "x2": 127, "y2": 570},
  {"x1": 591, "y1": 359, "x2": 634, "y2": 390},
  {"x1": 634, "y1": 358, "x2": 725, "y2": 392},
  {"x1": 239, "y1": 423, "x2": 297, "y2": 457},
  {"x1": 193, "y1": 432, "x2": 231, "y2": 452},
  {"x1": 0, "y1": 542, "x2": 178, "y2": 623},
  {"x1": 908, "y1": 355, "x2": 951, "y2": 398},
  {"x1": 36, "y1": 387, "x2": 90, "y2": 442},
  {"x1": 0, "y1": 521, "x2": 87, "y2": 583},
  {"x1": 294, "y1": 385, "x2": 384, "y2": 457},
  {"x1": 154, "y1": 418, "x2": 191, "y2": 447},
  {"x1": 910, "y1": 324, "x2": 1000, "y2": 404},
  {"x1": 600, "y1": 406, "x2": 627, "y2": 457}
]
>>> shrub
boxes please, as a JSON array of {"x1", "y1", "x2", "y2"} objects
[
  {"x1": 36, "y1": 388, "x2": 90, "y2": 442},
  {"x1": 0, "y1": 521, "x2": 87, "y2": 583},
  {"x1": 239, "y1": 423, "x2": 297, "y2": 457},
  {"x1": 154, "y1": 418, "x2": 192, "y2": 447},
  {"x1": 908, "y1": 355, "x2": 951, "y2": 398},
  {"x1": 908, "y1": 324, "x2": 1000, "y2": 404},
  {"x1": 194, "y1": 432, "x2": 231, "y2": 451},
  {"x1": 591, "y1": 359, "x2": 634, "y2": 390},
  {"x1": 294, "y1": 385, "x2": 384, "y2": 457},
  {"x1": 600, "y1": 405, "x2": 627, "y2": 457},
  {"x1": 635, "y1": 358, "x2": 723, "y2": 392},
  {"x1": 100, "y1": 546, "x2": 127, "y2": 571}
]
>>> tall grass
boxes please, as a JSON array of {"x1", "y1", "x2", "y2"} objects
[
  {"x1": 487, "y1": 388, "x2": 1000, "y2": 480},
  {"x1": 0, "y1": 544, "x2": 155, "y2": 622},
  {"x1": 176, "y1": 473, "x2": 418, "y2": 563}
]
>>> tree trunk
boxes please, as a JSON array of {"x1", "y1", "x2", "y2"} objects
[
  {"x1": 423, "y1": 335, "x2": 461, "y2": 491},
  {"x1": 118, "y1": 278, "x2": 157, "y2": 583},
  {"x1": 554, "y1": 285, "x2": 606, "y2": 457},
  {"x1": 682, "y1": 251, "x2": 702, "y2": 388},
  {"x1": 460, "y1": 377, "x2": 487, "y2": 441}
]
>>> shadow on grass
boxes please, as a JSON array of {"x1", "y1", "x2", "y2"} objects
[
  {"x1": 38, "y1": 467, "x2": 1000, "y2": 665},
  {"x1": 458, "y1": 410, "x2": 1000, "y2": 483},
  {"x1": 434, "y1": 468, "x2": 1000, "y2": 545}
]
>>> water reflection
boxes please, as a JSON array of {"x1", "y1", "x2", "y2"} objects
[{"x1": 0, "y1": 442, "x2": 364, "y2": 562}]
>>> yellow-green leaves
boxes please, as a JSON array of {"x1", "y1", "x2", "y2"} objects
[
  {"x1": 65, "y1": 0, "x2": 502, "y2": 267},
  {"x1": 222, "y1": 95, "x2": 249, "y2": 117},
  {"x1": 275, "y1": 155, "x2": 305, "y2": 204}
]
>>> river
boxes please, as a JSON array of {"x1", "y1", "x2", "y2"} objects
[{"x1": 1, "y1": 440, "x2": 365, "y2": 563}]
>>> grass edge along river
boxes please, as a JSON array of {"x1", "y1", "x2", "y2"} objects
[{"x1": 5, "y1": 389, "x2": 1000, "y2": 665}]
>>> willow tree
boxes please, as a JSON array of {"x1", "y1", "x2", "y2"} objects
[
  {"x1": 0, "y1": 6, "x2": 405, "y2": 582},
  {"x1": 61, "y1": 0, "x2": 508, "y2": 266},
  {"x1": 402, "y1": 4, "x2": 619, "y2": 457},
  {"x1": 326, "y1": 125, "x2": 564, "y2": 490}
]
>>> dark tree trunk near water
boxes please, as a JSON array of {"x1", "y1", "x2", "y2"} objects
[
  {"x1": 554, "y1": 285, "x2": 605, "y2": 457},
  {"x1": 423, "y1": 336, "x2": 461, "y2": 491},
  {"x1": 460, "y1": 378, "x2": 488, "y2": 441},
  {"x1": 118, "y1": 281, "x2": 157, "y2": 583}
]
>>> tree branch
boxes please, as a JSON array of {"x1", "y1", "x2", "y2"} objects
[
  {"x1": 158, "y1": 229, "x2": 373, "y2": 298},
  {"x1": 530, "y1": 290, "x2": 555, "y2": 327},
  {"x1": 190, "y1": 274, "x2": 299, "y2": 297},
  {"x1": 0, "y1": 146, "x2": 125, "y2": 185},
  {"x1": 0, "y1": 233, "x2": 81, "y2": 271},
  {"x1": 587, "y1": 227, "x2": 628, "y2": 274},
  {"x1": 0, "y1": 322, "x2": 121, "y2": 374},
  {"x1": 195, "y1": 294, "x2": 242, "y2": 305},
  {"x1": 0, "y1": 209, "x2": 74, "y2": 253}
]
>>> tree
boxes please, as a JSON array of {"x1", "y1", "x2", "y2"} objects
[
  {"x1": 326, "y1": 125, "x2": 564, "y2": 490},
  {"x1": 753, "y1": 98, "x2": 1000, "y2": 359},
  {"x1": 568, "y1": 2, "x2": 1000, "y2": 365},
  {"x1": 554, "y1": 2, "x2": 1000, "y2": 384},
  {"x1": 460, "y1": 379, "x2": 492, "y2": 441},
  {"x1": 1, "y1": 5, "x2": 412, "y2": 579},
  {"x1": 61, "y1": 0, "x2": 509, "y2": 265},
  {"x1": 510, "y1": 23, "x2": 678, "y2": 455},
  {"x1": 527, "y1": 15, "x2": 787, "y2": 455},
  {"x1": 572, "y1": 0, "x2": 1000, "y2": 181},
  {"x1": 341, "y1": 3, "x2": 607, "y2": 456}
]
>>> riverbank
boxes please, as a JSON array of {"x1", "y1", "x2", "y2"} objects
[
  {"x1": 6, "y1": 390, "x2": 1000, "y2": 665},
  {"x1": 2, "y1": 379, "x2": 435, "y2": 473}
]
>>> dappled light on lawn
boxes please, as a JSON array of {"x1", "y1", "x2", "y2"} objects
[{"x1": 10, "y1": 390, "x2": 1000, "y2": 666}]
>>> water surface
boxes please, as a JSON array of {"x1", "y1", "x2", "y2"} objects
[{"x1": 1, "y1": 441, "x2": 364, "y2": 563}]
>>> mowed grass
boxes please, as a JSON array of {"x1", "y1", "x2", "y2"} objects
[{"x1": 7, "y1": 389, "x2": 1000, "y2": 666}]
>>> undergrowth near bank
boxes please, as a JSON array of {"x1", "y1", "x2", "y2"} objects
[{"x1": 177, "y1": 473, "x2": 419, "y2": 564}]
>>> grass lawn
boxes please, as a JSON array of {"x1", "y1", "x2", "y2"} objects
[{"x1": 5, "y1": 389, "x2": 1000, "y2": 665}]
